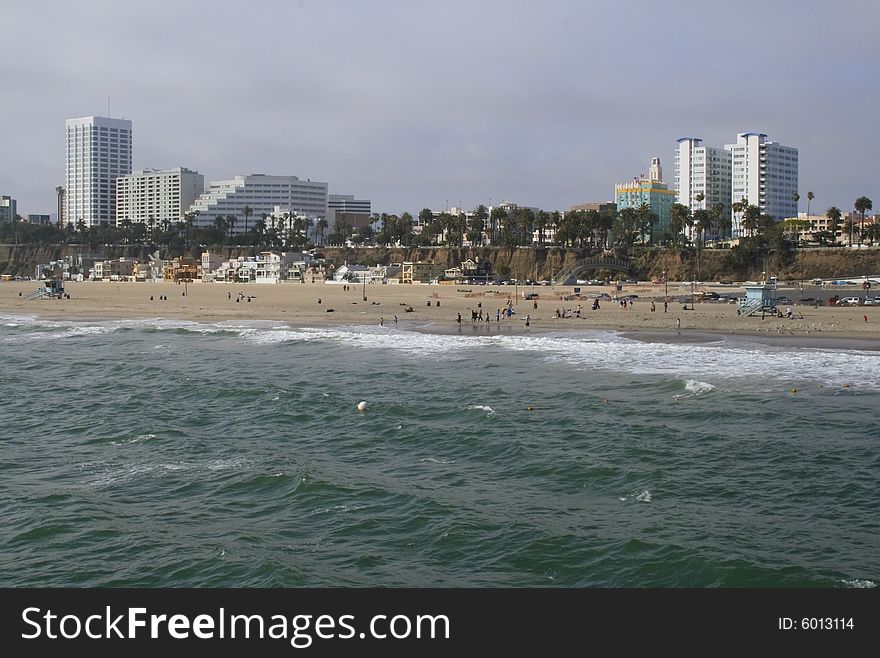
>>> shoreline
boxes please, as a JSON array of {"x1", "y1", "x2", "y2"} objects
[{"x1": 2, "y1": 280, "x2": 879, "y2": 348}]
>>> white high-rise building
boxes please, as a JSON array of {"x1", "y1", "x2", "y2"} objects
[
  {"x1": 116, "y1": 167, "x2": 204, "y2": 228},
  {"x1": 188, "y1": 174, "x2": 328, "y2": 234},
  {"x1": 725, "y1": 132, "x2": 798, "y2": 236},
  {"x1": 674, "y1": 137, "x2": 732, "y2": 223},
  {"x1": 65, "y1": 116, "x2": 132, "y2": 227}
]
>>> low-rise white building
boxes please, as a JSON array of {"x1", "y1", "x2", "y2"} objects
[{"x1": 188, "y1": 174, "x2": 328, "y2": 234}]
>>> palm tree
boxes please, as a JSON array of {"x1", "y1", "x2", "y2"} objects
[
  {"x1": 669, "y1": 203, "x2": 690, "y2": 245},
  {"x1": 806, "y1": 191, "x2": 814, "y2": 216},
  {"x1": 226, "y1": 214, "x2": 237, "y2": 243},
  {"x1": 489, "y1": 206, "x2": 507, "y2": 245},
  {"x1": 741, "y1": 205, "x2": 761, "y2": 238},
  {"x1": 214, "y1": 215, "x2": 228, "y2": 245},
  {"x1": 242, "y1": 205, "x2": 253, "y2": 238},
  {"x1": 854, "y1": 196, "x2": 872, "y2": 247},
  {"x1": 792, "y1": 192, "x2": 800, "y2": 211},
  {"x1": 183, "y1": 210, "x2": 199, "y2": 250},
  {"x1": 316, "y1": 218, "x2": 328, "y2": 245},
  {"x1": 147, "y1": 214, "x2": 157, "y2": 244},
  {"x1": 254, "y1": 218, "x2": 267, "y2": 248},
  {"x1": 826, "y1": 207, "x2": 842, "y2": 246},
  {"x1": 731, "y1": 197, "x2": 748, "y2": 238}
]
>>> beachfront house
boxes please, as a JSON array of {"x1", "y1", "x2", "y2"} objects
[
  {"x1": 93, "y1": 257, "x2": 138, "y2": 281},
  {"x1": 333, "y1": 264, "x2": 369, "y2": 283},
  {"x1": 201, "y1": 252, "x2": 225, "y2": 277},
  {"x1": 163, "y1": 257, "x2": 200, "y2": 282},
  {"x1": 444, "y1": 266, "x2": 463, "y2": 282},
  {"x1": 254, "y1": 251, "x2": 304, "y2": 284},
  {"x1": 401, "y1": 261, "x2": 446, "y2": 284}
]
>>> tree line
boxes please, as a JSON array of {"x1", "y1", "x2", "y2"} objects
[{"x1": 0, "y1": 196, "x2": 876, "y2": 252}]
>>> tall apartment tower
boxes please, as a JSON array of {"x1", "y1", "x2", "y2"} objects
[
  {"x1": 674, "y1": 137, "x2": 732, "y2": 224},
  {"x1": 65, "y1": 116, "x2": 132, "y2": 227},
  {"x1": 116, "y1": 167, "x2": 204, "y2": 228},
  {"x1": 725, "y1": 132, "x2": 798, "y2": 236}
]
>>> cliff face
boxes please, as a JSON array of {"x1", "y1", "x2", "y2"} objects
[
  {"x1": 2, "y1": 243, "x2": 879, "y2": 282},
  {"x1": 315, "y1": 246, "x2": 587, "y2": 281},
  {"x1": 313, "y1": 246, "x2": 880, "y2": 282}
]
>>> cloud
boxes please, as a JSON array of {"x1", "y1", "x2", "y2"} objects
[{"x1": 2, "y1": 0, "x2": 878, "y2": 215}]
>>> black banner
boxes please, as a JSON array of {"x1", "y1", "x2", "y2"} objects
[{"x1": 1, "y1": 588, "x2": 874, "y2": 654}]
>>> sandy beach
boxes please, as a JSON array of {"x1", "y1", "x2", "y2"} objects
[{"x1": 2, "y1": 279, "x2": 879, "y2": 344}]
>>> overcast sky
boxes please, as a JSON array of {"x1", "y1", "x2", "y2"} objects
[{"x1": 3, "y1": 0, "x2": 878, "y2": 217}]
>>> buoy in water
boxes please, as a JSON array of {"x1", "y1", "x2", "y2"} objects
[
  {"x1": 527, "y1": 405, "x2": 534, "y2": 411},
  {"x1": 356, "y1": 401, "x2": 367, "y2": 411},
  {"x1": 790, "y1": 388, "x2": 797, "y2": 394}
]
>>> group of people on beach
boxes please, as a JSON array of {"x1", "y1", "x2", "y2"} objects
[
  {"x1": 227, "y1": 291, "x2": 254, "y2": 303},
  {"x1": 555, "y1": 305, "x2": 583, "y2": 318},
  {"x1": 458, "y1": 300, "x2": 518, "y2": 325}
]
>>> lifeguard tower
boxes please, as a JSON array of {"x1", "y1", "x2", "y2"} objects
[
  {"x1": 738, "y1": 283, "x2": 777, "y2": 316},
  {"x1": 26, "y1": 278, "x2": 65, "y2": 300}
]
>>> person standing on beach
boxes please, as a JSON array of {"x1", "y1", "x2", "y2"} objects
[
  {"x1": 457, "y1": 313, "x2": 462, "y2": 325},
  {"x1": 676, "y1": 317, "x2": 681, "y2": 331},
  {"x1": 664, "y1": 300, "x2": 668, "y2": 313}
]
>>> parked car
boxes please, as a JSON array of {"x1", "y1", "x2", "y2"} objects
[
  {"x1": 837, "y1": 297, "x2": 862, "y2": 306},
  {"x1": 863, "y1": 297, "x2": 878, "y2": 305},
  {"x1": 776, "y1": 296, "x2": 792, "y2": 305}
]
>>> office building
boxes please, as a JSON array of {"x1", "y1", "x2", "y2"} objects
[
  {"x1": 188, "y1": 174, "x2": 328, "y2": 234},
  {"x1": 116, "y1": 167, "x2": 204, "y2": 228},
  {"x1": 65, "y1": 115, "x2": 132, "y2": 227}
]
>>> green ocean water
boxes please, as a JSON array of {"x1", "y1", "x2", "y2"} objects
[{"x1": 1, "y1": 315, "x2": 878, "y2": 587}]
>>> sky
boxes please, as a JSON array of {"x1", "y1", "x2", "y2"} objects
[{"x1": 2, "y1": 0, "x2": 878, "y2": 217}]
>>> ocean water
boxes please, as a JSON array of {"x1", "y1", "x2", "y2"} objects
[{"x1": 1, "y1": 314, "x2": 878, "y2": 588}]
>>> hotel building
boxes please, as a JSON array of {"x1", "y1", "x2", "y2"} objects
[
  {"x1": 116, "y1": 167, "x2": 204, "y2": 228},
  {"x1": 65, "y1": 116, "x2": 132, "y2": 227},
  {"x1": 188, "y1": 174, "x2": 328, "y2": 234},
  {"x1": 725, "y1": 132, "x2": 798, "y2": 236}
]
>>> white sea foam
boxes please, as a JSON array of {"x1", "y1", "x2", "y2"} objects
[
  {"x1": 683, "y1": 380, "x2": 716, "y2": 395},
  {"x1": 109, "y1": 433, "x2": 156, "y2": 445},
  {"x1": 635, "y1": 490, "x2": 652, "y2": 503},
  {"x1": 419, "y1": 457, "x2": 456, "y2": 464},
  {"x1": 841, "y1": 578, "x2": 876, "y2": 588},
  {"x1": 248, "y1": 326, "x2": 880, "y2": 389},
  {"x1": 5, "y1": 314, "x2": 879, "y2": 390},
  {"x1": 310, "y1": 503, "x2": 365, "y2": 516},
  {"x1": 467, "y1": 404, "x2": 495, "y2": 416}
]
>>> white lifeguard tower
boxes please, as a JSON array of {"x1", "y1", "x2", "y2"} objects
[
  {"x1": 738, "y1": 283, "x2": 777, "y2": 316},
  {"x1": 26, "y1": 279, "x2": 65, "y2": 300}
]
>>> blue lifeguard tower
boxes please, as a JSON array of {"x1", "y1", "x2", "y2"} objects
[{"x1": 738, "y1": 284, "x2": 777, "y2": 316}]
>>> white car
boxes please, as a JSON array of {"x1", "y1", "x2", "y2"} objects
[{"x1": 837, "y1": 297, "x2": 862, "y2": 306}]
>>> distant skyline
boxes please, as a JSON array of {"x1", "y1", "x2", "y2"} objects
[{"x1": 2, "y1": 0, "x2": 878, "y2": 217}]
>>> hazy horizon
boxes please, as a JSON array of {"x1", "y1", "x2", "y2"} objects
[{"x1": 2, "y1": 0, "x2": 878, "y2": 217}]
